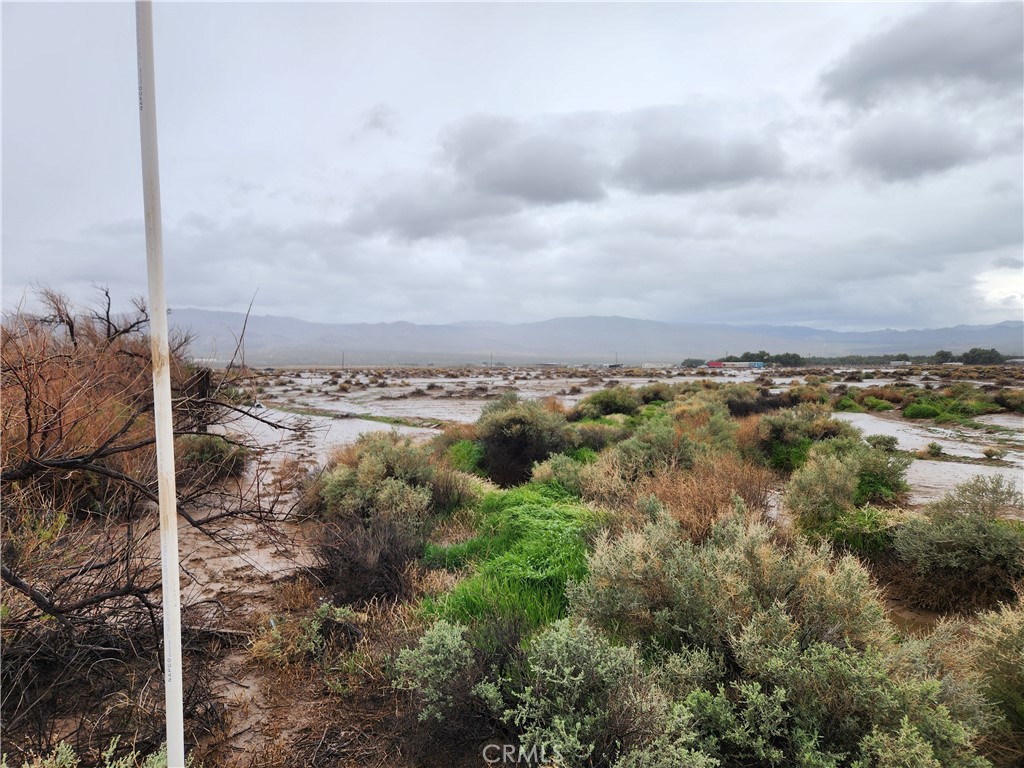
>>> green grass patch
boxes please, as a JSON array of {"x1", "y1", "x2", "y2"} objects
[
  {"x1": 446, "y1": 439, "x2": 485, "y2": 476},
  {"x1": 423, "y1": 484, "x2": 599, "y2": 627}
]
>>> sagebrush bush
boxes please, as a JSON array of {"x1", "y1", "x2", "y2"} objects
[
  {"x1": 531, "y1": 453, "x2": 586, "y2": 496},
  {"x1": 476, "y1": 394, "x2": 573, "y2": 486},
  {"x1": 394, "y1": 619, "x2": 476, "y2": 725},
  {"x1": 613, "y1": 417, "x2": 694, "y2": 480},
  {"x1": 892, "y1": 477, "x2": 1024, "y2": 612},
  {"x1": 971, "y1": 601, "x2": 1024, "y2": 757},
  {"x1": 569, "y1": 511, "x2": 990, "y2": 766},
  {"x1": 866, "y1": 434, "x2": 899, "y2": 452},
  {"x1": 572, "y1": 386, "x2": 642, "y2": 420},
  {"x1": 786, "y1": 453, "x2": 858, "y2": 529},
  {"x1": 572, "y1": 510, "x2": 890, "y2": 654},
  {"x1": 511, "y1": 619, "x2": 658, "y2": 767}
]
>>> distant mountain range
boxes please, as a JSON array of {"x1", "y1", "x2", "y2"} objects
[{"x1": 169, "y1": 309, "x2": 1024, "y2": 366}]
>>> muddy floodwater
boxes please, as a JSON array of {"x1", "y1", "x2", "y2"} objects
[{"x1": 248, "y1": 369, "x2": 1024, "y2": 504}]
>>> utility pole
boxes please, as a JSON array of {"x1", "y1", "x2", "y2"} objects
[{"x1": 135, "y1": 3, "x2": 185, "y2": 765}]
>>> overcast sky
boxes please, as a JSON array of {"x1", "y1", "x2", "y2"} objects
[{"x1": 3, "y1": 1, "x2": 1022, "y2": 330}]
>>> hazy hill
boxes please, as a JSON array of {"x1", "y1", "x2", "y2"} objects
[{"x1": 169, "y1": 309, "x2": 1024, "y2": 366}]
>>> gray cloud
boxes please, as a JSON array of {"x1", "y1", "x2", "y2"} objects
[
  {"x1": 352, "y1": 104, "x2": 400, "y2": 140},
  {"x1": 822, "y1": 3, "x2": 1024, "y2": 106},
  {"x1": 443, "y1": 116, "x2": 607, "y2": 204},
  {"x1": 846, "y1": 113, "x2": 979, "y2": 181},
  {"x1": 616, "y1": 132, "x2": 785, "y2": 194},
  {"x1": 347, "y1": 174, "x2": 520, "y2": 240}
]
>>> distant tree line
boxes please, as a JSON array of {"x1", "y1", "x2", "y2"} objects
[{"x1": 683, "y1": 348, "x2": 1012, "y2": 368}]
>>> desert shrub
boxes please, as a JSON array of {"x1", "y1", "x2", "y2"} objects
[
  {"x1": 175, "y1": 434, "x2": 247, "y2": 484},
  {"x1": 983, "y1": 447, "x2": 1008, "y2": 461},
  {"x1": 634, "y1": 454, "x2": 773, "y2": 541},
  {"x1": 315, "y1": 515, "x2": 424, "y2": 602},
  {"x1": 426, "y1": 486, "x2": 597, "y2": 626},
  {"x1": 531, "y1": 453, "x2": 586, "y2": 496},
  {"x1": 446, "y1": 439, "x2": 485, "y2": 476},
  {"x1": 787, "y1": 438, "x2": 910, "y2": 531},
  {"x1": 904, "y1": 403, "x2": 942, "y2": 420},
  {"x1": 613, "y1": 417, "x2": 694, "y2": 480},
  {"x1": 818, "y1": 506, "x2": 897, "y2": 557},
  {"x1": 786, "y1": 453, "x2": 859, "y2": 529},
  {"x1": 637, "y1": 382, "x2": 677, "y2": 404},
  {"x1": 569, "y1": 512, "x2": 991, "y2": 764},
  {"x1": 924, "y1": 441, "x2": 944, "y2": 457},
  {"x1": 2, "y1": 740, "x2": 175, "y2": 768},
  {"x1": 320, "y1": 430, "x2": 477, "y2": 523},
  {"x1": 971, "y1": 602, "x2": 1024, "y2": 755},
  {"x1": 251, "y1": 602, "x2": 359, "y2": 666},
  {"x1": 892, "y1": 477, "x2": 1024, "y2": 612},
  {"x1": 993, "y1": 390, "x2": 1024, "y2": 414},
  {"x1": 394, "y1": 619, "x2": 477, "y2": 725},
  {"x1": 756, "y1": 407, "x2": 823, "y2": 470},
  {"x1": 864, "y1": 396, "x2": 895, "y2": 412},
  {"x1": 854, "y1": 449, "x2": 912, "y2": 506},
  {"x1": 476, "y1": 394, "x2": 573, "y2": 486},
  {"x1": 836, "y1": 396, "x2": 866, "y2": 412},
  {"x1": 574, "y1": 421, "x2": 624, "y2": 452},
  {"x1": 866, "y1": 434, "x2": 899, "y2": 452},
  {"x1": 573, "y1": 386, "x2": 641, "y2": 420},
  {"x1": 509, "y1": 619, "x2": 658, "y2": 767},
  {"x1": 572, "y1": 510, "x2": 890, "y2": 654}
]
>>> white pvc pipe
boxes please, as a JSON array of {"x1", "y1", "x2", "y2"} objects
[{"x1": 135, "y1": 2, "x2": 186, "y2": 765}]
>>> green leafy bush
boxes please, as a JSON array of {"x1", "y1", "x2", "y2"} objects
[
  {"x1": 854, "y1": 449, "x2": 911, "y2": 506},
  {"x1": 818, "y1": 506, "x2": 896, "y2": 557},
  {"x1": 866, "y1": 434, "x2": 899, "y2": 452},
  {"x1": 904, "y1": 403, "x2": 942, "y2": 420},
  {"x1": 864, "y1": 396, "x2": 895, "y2": 412}
]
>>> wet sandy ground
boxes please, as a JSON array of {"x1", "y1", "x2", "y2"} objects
[{"x1": 259, "y1": 369, "x2": 1023, "y2": 504}]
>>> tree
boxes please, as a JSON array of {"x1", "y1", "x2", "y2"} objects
[
  {"x1": 960, "y1": 348, "x2": 1005, "y2": 365},
  {"x1": 933, "y1": 350, "x2": 954, "y2": 364}
]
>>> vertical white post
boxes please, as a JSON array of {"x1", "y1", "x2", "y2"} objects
[{"x1": 135, "y1": 2, "x2": 186, "y2": 765}]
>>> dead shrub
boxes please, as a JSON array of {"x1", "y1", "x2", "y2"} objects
[
  {"x1": 637, "y1": 455, "x2": 774, "y2": 541},
  {"x1": 314, "y1": 517, "x2": 423, "y2": 603}
]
